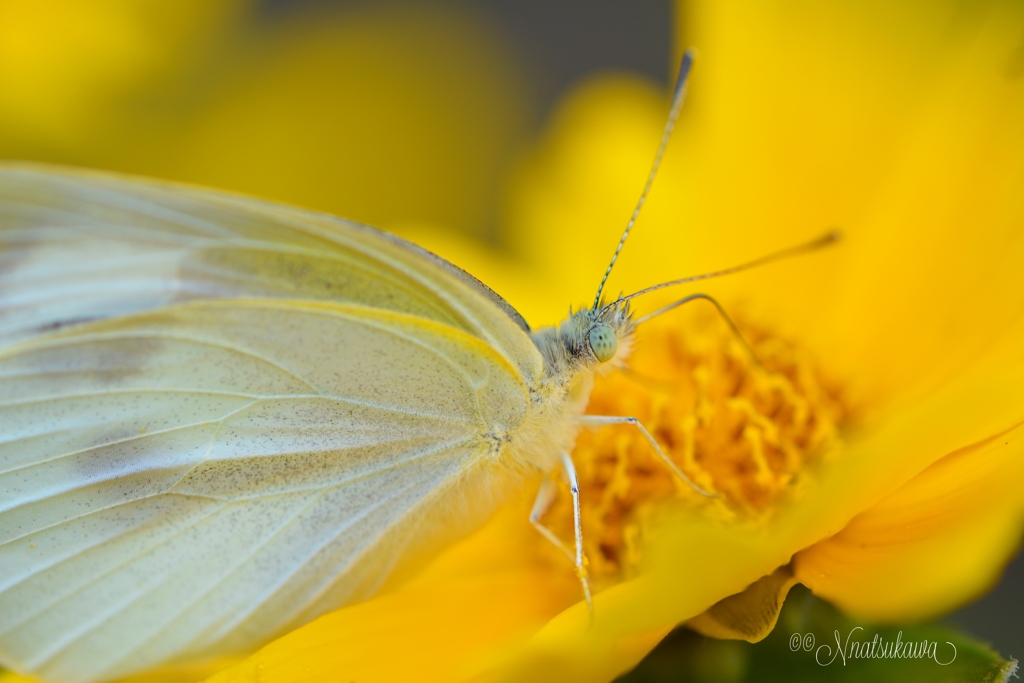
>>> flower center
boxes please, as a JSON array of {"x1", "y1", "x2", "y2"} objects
[{"x1": 547, "y1": 308, "x2": 850, "y2": 586}]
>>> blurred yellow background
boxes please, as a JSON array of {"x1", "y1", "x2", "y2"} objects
[
  {"x1": 0, "y1": 0, "x2": 533, "y2": 240},
  {"x1": 2, "y1": 0, "x2": 1021, "y2": 661}
]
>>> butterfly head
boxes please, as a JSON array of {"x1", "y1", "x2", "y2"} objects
[
  {"x1": 583, "y1": 299, "x2": 635, "y2": 368},
  {"x1": 532, "y1": 300, "x2": 635, "y2": 380}
]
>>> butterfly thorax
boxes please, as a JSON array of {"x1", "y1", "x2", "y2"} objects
[{"x1": 507, "y1": 302, "x2": 634, "y2": 472}]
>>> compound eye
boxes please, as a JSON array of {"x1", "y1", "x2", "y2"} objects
[{"x1": 588, "y1": 324, "x2": 618, "y2": 363}]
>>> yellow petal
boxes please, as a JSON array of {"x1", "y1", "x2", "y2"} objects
[
  {"x1": 794, "y1": 420, "x2": 1024, "y2": 622},
  {"x1": 666, "y1": 0, "x2": 1024, "y2": 339},
  {"x1": 707, "y1": 0, "x2": 1024, "y2": 413},
  {"x1": 810, "y1": 6, "x2": 1024, "y2": 407}
]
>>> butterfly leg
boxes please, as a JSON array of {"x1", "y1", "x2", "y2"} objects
[
  {"x1": 529, "y1": 465, "x2": 593, "y2": 612},
  {"x1": 578, "y1": 415, "x2": 715, "y2": 497},
  {"x1": 529, "y1": 474, "x2": 574, "y2": 562},
  {"x1": 561, "y1": 450, "x2": 594, "y2": 613}
]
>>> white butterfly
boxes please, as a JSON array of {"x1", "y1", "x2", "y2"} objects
[{"x1": 0, "y1": 52, "x2": 832, "y2": 683}]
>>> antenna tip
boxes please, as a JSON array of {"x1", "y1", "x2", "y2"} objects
[
  {"x1": 673, "y1": 49, "x2": 697, "y2": 100},
  {"x1": 678, "y1": 48, "x2": 697, "y2": 75},
  {"x1": 822, "y1": 229, "x2": 843, "y2": 244}
]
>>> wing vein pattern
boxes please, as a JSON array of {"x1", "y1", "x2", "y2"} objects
[{"x1": 0, "y1": 166, "x2": 543, "y2": 683}]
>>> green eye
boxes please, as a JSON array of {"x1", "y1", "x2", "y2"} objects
[{"x1": 588, "y1": 324, "x2": 618, "y2": 363}]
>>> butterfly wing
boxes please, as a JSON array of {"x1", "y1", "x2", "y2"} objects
[
  {"x1": 0, "y1": 299, "x2": 531, "y2": 683},
  {"x1": 0, "y1": 167, "x2": 544, "y2": 683},
  {"x1": 0, "y1": 164, "x2": 540, "y2": 381}
]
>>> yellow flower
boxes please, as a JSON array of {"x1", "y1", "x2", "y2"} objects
[
  {"x1": 196, "y1": 2, "x2": 1024, "y2": 683},
  {"x1": 2, "y1": 2, "x2": 1022, "y2": 683}
]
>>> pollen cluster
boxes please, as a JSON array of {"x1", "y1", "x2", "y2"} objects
[{"x1": 546, "y1": 309, "x2": 849, "y2": 586}]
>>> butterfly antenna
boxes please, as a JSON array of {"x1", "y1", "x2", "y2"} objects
[
  {"x1": 603, "y1": 230, "x2": 842, "y2": 312},
  {"x1": 592, "y1": 49, "x2": 696, "y2": 311}
]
